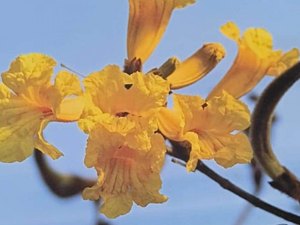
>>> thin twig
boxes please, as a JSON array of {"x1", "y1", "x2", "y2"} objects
[
  {"x1": 60, "y1": 63, "x2": 85, "y2": 78},
  {"x1": 250, "y1": 62, "x2": 300, "y2": 200}
]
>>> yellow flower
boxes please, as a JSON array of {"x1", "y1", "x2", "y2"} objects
[
  {"x1": 79, "y1": 65, "x2": 170, "y2": 217},
  {"x1": 158, "y1": 91, "x2": 252, "y2": 171},
  {"x1": 0, "y1": 53, "x2": 84, "y2": 163},
  {"x1": 79, "y1": 65, "x2": 170, "y2": 136},
  {"x1": 82, "y1": 125, "x2": 167, "y2": 218},
  {"x1": 127, "y1": 0, "x2": 195, "y2": 63},
  {"x1": 166, "y1": 43, "x2": 226, "y2": 89},
  {"x1": 207, "y1": 21, "x2": 299, "y2": 99}
]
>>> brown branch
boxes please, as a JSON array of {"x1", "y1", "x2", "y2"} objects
[
  {"x1": 250, "y1": 62, "x2": 300, "y2": 200},
  {"x1": 167, "y1": 146, "x2": 300, "y2": 224},
  {"x1": 34, "y1": 149, "x2": 95, "y2": 198}
]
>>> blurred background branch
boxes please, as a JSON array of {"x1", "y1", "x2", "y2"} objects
[{"x1": 34, "y1": 149, "x2": 95, "y2": 198}]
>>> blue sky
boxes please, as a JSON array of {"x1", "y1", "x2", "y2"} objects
[{"x1": 0, "y1": 1, "x2": 300, "y2": 225}]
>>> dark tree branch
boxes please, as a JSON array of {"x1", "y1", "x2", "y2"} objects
[{"x1": 250, "y1": 62, "x2": 300, "y2": 200}]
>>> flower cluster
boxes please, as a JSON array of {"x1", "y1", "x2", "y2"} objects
[{"x1": 0, "y1": 0, "x2": 299, "y2": 219}]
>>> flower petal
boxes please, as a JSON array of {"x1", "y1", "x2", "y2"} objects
[
  {"x1": 267, "y1": 48, "x2": 300, "y2": 76},
  {"x1": 242, "y1": 27, "x2": 274, "y2": 58},
  {"x1": 101, "y1": 194, "x2": 133, "y2": 218},
  {"x1": 158, "y1": 107, "x2": 184, "y2": 140},
  {"x1": 127, "y1": 0, "x2": 195, "y2": 62},
  {"x1": 82, "y1": 182, "x2": 102, "y2": 200},
  {"x1": 54, "y1": 70, "x2": 82, "y2": 97},
  {"x1": 220, "y1": 21, "x2": 240, "y2": 41},
  {"x1": 45, "y1": 71, "x2": 85, "y2": 121},
  {"x1": 0, "y1": 98, "x2": 41, "y2": 162},
  {"x1": 167, "y1": 43, "x2": 225, "y2": 89},
  {"x1": 83, "y1": 126, "x2": 166, "y2": 218},
  {"x1": 78, "y1": 94, "x2": 104, "y2": 133},
  {"x1": 184, "y1": 131, "x2": 213, "y2": 171},
  {"x1": 1, "y1": 53, "x2": 56, "y2": 94},
  {"x1": 213, "y1": 133, "x2": 253, "y2": 168},
  {"x1": 173, "y1": 94, "x2": 206, "y2": 132},
  {"x1": 174, "y1": 0, "x2": 195, "y2": 8},
  {"x1": 34, "y1": 120, "x2": 63, "y2": 159},
  {"x1": 84, "y1": 65, "x2": 169, "y2": 117},
  {"x1": 54, "y1": 96, "x2": 85, "y2": 121},
  {"x1": 207, "y1": 91, "x2": 250, "y2": 132},
  {"x1": 0, "y1": 83, "x2": 11, "y2": 100}
]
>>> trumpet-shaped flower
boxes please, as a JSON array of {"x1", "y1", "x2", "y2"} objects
[
  {"x1": 79, "y1": 65, "x2": 170, "y2": 217},
  {"x1": 207, "y1": 21, "x2": 299, "y2": 99},
  {"x1": 0, "y1": 53, "x2": 84, "y2": 163},
  {"x1": 158, "y1": 91, "x2": 252, "y2": 171},
  {"x1": 82, "y1": 125, "x2": 167, "y2": 218},
  {"x1": 166, "y1": 43, "x2": 226, "y2": 89},
  {"x1": 127, "y1": 0, "x2": 195, "y2": 63}
]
